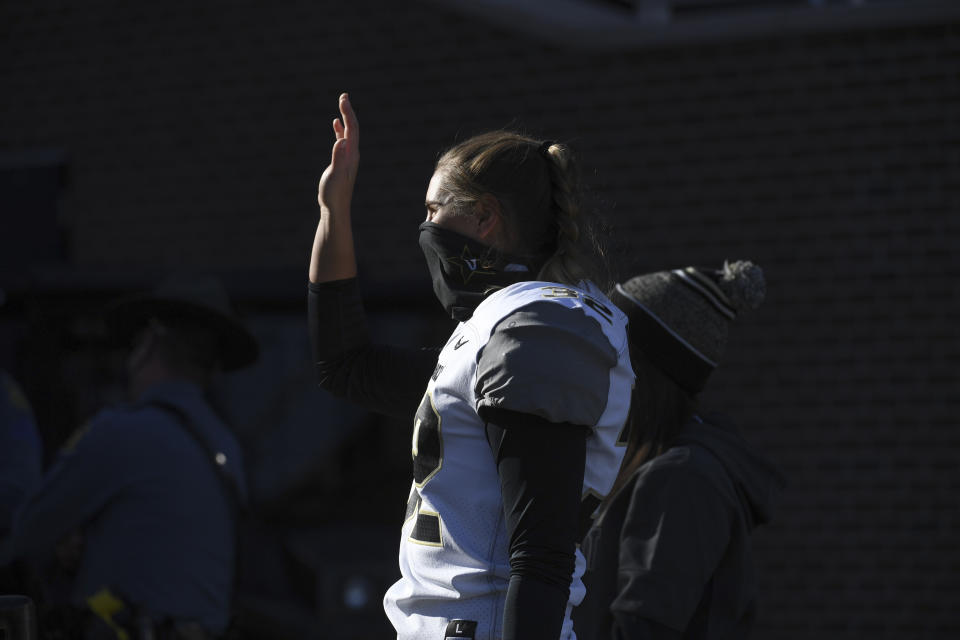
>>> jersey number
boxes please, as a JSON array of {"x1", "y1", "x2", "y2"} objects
[
  {"x1": 405, "y1": 490, "x2": 443, "y2": 546},
  {"x1": 540, "y1": 286, "x2": 614, "y2": 324},
  {"x1": 408, "y1": 391, "x2": 445, "y2": 546},
  {"x1": 412, "y1": 391, "x2": 443, "y2": 487}
]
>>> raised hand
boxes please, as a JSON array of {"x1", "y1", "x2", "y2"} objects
[
  {"x1": 318, "y1": 93, "x2": 360, "y2": 216},
  {"x1": 310, "y1": 93, "x2": 360, "y2": 283}
]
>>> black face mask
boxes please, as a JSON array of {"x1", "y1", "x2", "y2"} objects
[{"x1": 418, "y1": 221, "x2": 533, "y2": 321}]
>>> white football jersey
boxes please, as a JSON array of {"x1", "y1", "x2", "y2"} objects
[{"x1": 384, "y1": 281, "x2": 634, "y2": 640}]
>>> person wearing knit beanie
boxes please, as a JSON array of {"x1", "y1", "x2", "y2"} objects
[
  {"x1": 573, "y1": 260, "x2": 786, "y2": 640},
  {"x1": 613, "y1": 260, "x2": 766, "y2": 395}
]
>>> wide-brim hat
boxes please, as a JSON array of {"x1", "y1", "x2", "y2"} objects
[{"x1": 105, "y1": 274, "x2": 259, "y2": 371}]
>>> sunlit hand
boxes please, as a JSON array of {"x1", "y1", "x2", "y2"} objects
[{"x1": 318, "y1": 93, "x2": 360, "y2": 215}]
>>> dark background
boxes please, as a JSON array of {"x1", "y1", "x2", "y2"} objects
[{"x1": 2, "y1": 1, "x2": 958, "y2": 637}]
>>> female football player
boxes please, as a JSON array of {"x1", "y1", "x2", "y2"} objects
[{"x1": 308, "y1": 93, "x2": 633, "y2": 640}]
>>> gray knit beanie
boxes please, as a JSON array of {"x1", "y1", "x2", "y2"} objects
[{"x1": 609, "y1": 260, "x2": 765, "y2": 393}]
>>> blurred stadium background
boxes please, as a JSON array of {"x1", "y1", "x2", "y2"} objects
[{"x1": 1, "y1": 0, "x2": 958, "y2": 637}]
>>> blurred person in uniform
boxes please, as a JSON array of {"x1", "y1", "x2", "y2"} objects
[
  {"x1": 0, "y1": 370, "x2": 42, "y2": 541},
  {"x1": 0, "y1": 286, "x2": 44, "y2": 606},
  {"x1": 0, "y1": 275, "x2": 257, "y2": 639},
  {"x1": 0, "y1": 287, "x2": 44, "y2": 538},
  {"x1": 0, "y1": 368, "x2": 43, "y2": 605},
  {"x1": 573, "y1": 261, "x2": 786, "y2": 640}
]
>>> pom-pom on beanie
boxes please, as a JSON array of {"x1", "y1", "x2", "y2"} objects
[{"x1": 609, "y1": 260, "x2": 765, "y2": 394}]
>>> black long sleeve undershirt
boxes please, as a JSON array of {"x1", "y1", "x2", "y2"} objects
[
  {"x1": 309, "y1": 279, "x2": 585, "y2": 639},
  {"x1": 485, "y1": 410, "x2": 588, "y2": 640},
  {"x1": 308, "y1": 278, "x2": 437, "y2": 419}
]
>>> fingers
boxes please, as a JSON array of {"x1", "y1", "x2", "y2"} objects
[
  {"x1": 326, "y1": 93, "x2": 358, "y2": 175},
  {"x1": 330, "y1": 137, "x2": 346, "y2": 166},
  {"x1": 338, "y1": 93, "x2": 359, "y2": 145}
]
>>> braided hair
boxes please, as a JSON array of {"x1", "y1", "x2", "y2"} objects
[{"x1": 435, "y1": 131, "x2": 609, "y2": 289}]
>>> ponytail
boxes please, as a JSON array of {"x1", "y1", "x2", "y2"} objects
[
  {"x1": 537, "y1": 142, "x2": 608, "y2": 289},
  {"x1": 436, "y1": 131, "x2": 609, "y2": 289}
]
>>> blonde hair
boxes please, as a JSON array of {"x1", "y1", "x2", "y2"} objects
[{"x1": 436, "y1": 131, "x2": 608, "y2": 288}]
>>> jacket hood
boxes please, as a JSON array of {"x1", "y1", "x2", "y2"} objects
[{"x1": 673, "y1": 412, "x2": 786, "y2": 528}]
